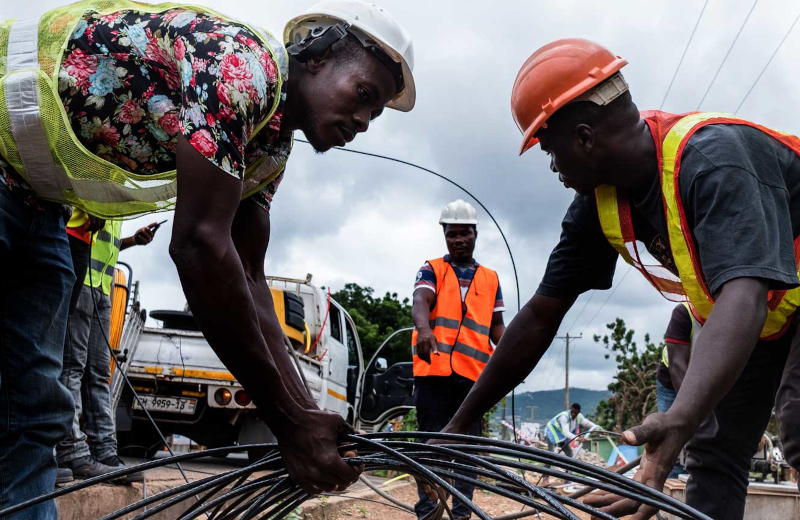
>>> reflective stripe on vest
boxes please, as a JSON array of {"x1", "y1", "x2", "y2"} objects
[
  {"x1": 546, "y1": 411, "x2": 582, "y2": 443},
  {"x1": 595, "y1": 184, "x2": 685, "y2": 301},
  {"x1": 0, "y1": 2, "x2": 290, "y2": 217},
  {"x1": 6, "y1": 16, "x2": 72, "y2": 200},
  {"x1": 412, "y1": 257, "x2": 499, "y2": 381},
  {"x1": 86, "y1": 220, "x2": 122, "y2": 295},
  {"x1": 6, "y1": 16, "x2": 39, "y2": 71},
  {"x1": 596, "y1": 111, "x2": 800, "y2": 339}
]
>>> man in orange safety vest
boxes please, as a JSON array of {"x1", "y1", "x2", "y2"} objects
[
  {"x1": 411, "y1": 199, "x2": 506, "y2": 520},
  {"x1": 436, "y1": 39, "x2": 800, "y2": 520}
]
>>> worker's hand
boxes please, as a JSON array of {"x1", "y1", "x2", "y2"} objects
[
  {"x1": 415, "y1": 328, "x2": 439, "y2": 364},
  {"x1": 576, "y1": 436, "x2": 587, "y2": 444},
  {"x1": 278, "y1": 409, "x2": 362, "y2": 495},
  {"x1": 583, "y1": 412, "x2": 691, "y2": 519},
  {"x1": 87, "y1": 216, "x2": 106, "y2": 233},
  {"x1": 134, "y1": 222, "x2": 161, "y2": 246}
]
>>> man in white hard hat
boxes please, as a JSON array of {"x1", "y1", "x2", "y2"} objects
[
  {"x1": 0, "y1": 1, "x2": 415, "y2": 515},
  {"x1": 411, "y1": 200, "x2": 506, "y2": 520}
]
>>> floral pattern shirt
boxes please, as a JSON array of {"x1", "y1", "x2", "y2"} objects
[{"x1": 0, "y1": 6, "x2": 291, "y2": 212}]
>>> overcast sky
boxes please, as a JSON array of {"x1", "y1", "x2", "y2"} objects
[{"x1": 9, "y1": 0, "x2": 800, "y2": 393}]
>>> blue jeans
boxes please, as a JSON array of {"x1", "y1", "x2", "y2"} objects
[
  {"x1": 57, "y1": 285, "x2": 117, "y2": 463},
  {"x1": 0, "y1": 182, "x2": 75, "y2": 519},
  {"x1": 656, "y1": 379, "x2": 677, "y2": 414},
  {"x1": 656, "y1": 379, "x2": 685, "y2": 479}
]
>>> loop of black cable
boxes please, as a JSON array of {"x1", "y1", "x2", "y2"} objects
[
  {"x1": 360, "y1": 432, "x2": 710, "y2": 520},
  {"x1": 2, "y1": 435, "x2": 712, "y2": 519}
]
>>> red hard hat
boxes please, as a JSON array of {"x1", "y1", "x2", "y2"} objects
[{"x1": 511, "y1": 38, "x2": 628, "y2": 155}]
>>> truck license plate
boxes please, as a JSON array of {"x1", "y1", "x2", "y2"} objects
[{"x1": 133, "y1": 396, "x2": 197, "y2": 415}]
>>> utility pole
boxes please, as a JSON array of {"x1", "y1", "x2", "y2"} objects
[{"x1": 555, "y1": 333, "x2": 581, "y2": 410}]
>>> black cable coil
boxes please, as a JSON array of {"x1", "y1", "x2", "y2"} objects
[{"x1": 0, "y1": 432, "x2": 710, "y2": 520}]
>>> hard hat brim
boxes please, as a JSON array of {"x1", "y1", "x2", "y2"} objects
[
  {"x1": 284, "y1": 13, "x2": 416, "y2": 112},
  {"x1": 439, "y1": 218, "x2": 478, "y2": 225}
]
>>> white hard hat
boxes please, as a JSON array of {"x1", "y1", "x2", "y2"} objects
[
  {"x1": 284, "y1": 0, "x2": 416, "y2": 112},
  {"x1": 439, "y1": 199, "x2": 478, "y2": 226}
]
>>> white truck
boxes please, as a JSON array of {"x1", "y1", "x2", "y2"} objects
[{"x1": 109, "y1": 270, "x2": 415, "y2": 462}]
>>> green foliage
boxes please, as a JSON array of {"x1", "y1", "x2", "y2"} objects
[
  {"x1": 400, "y1": 408, "x2": 418, "y2": 432},
  {"x1": 593, "y1": 318, "x2": 662, "y2": 432},
  {"x1": 331, "y1": 283, "x2": 414, "y2": 366}
]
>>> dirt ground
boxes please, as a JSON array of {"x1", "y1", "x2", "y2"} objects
[{"x1": 320, "y1": 482, "x2": 592, "y2": 520}]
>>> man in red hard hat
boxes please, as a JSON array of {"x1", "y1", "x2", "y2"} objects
[{"x1": 437, "y1": 38, "x2": 800, "y2": 520}]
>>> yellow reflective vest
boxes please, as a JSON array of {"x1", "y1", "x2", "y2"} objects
[
  {"x1": 86, "y1": 219, "x2": 122, "y2": 296},
  {"x1": 0, "y1": 0, "x2": 289, "y2": 218},
  {"x1": 596, "y1": 111, "x2": 800, "y2": 339}
]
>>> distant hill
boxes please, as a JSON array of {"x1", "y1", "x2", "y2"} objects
[{"x1": 493, "y1": 388, "x2": 611, "y2": 424}]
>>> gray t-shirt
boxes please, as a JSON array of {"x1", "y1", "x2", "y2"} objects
[{"x1": 537, "y1": 124, "x2": 800, "y2": 299}]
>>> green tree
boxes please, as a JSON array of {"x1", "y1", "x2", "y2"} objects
[
  {"x1": 593, "y1": 318, "x2": 662, "y2": 432},
  {"x1": 331, "y1": 283, "x2": 414, "y2": 366}
]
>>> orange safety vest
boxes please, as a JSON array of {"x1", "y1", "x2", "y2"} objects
[
  {"x1": 412, "y1": 257, "x2": 499, "y2": 381},
  {"x1": 595, "y1": 111, "x2": 800, "y2": 339}
]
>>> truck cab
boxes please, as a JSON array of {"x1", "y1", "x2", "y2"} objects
[{"x1": 111, "y1": 273, "x2": 413, "y2": 461}]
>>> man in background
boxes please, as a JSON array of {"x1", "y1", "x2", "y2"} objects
[
  {"x1": 412, "y1": 199, "x2": 505, "y2": 520},
  {"x1": 656, "y1": 303, "x2": 697, "y2": 478},
  {"x1": 541, "y1": 403, "x2": 599, "y2": 486},
  {"x1": 57, "y1": 220, "x2": 161, "y2": 482}
]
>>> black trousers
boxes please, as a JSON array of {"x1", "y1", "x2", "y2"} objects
[
  {"x1": 685, "y1": 322, "x2": 800, "y2": 519},
  {"x1": 414, "y1": 374, "x2": 481, "y2": 519}
]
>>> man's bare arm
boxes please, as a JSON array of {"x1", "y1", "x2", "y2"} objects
[
  {"x1": 412, "y1": 288, "x2": 437, "y2": 363},
  {"x1": 589, "y1": 277, "x2": 768, "y2": 520},
  {"x1": 230, "y1": 198, "x2": 317, "y2": 408},
  {"x1": 170, "y1": 136, "x2": 357, "y2": 493},
  {"x1": 666, "y1": 341, "x2": 690, "y2": 392},
  {"x1": 489, "y1": 311, "x2": 505, "y2": 345}
]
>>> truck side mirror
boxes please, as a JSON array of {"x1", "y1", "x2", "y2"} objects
[{"x1": 375, "y1": 358, "x2": 388, "y2": 372}]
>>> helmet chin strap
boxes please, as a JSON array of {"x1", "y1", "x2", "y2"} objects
[{"x1": 286, "y1": 23, "x2": 349, "y2": 62}]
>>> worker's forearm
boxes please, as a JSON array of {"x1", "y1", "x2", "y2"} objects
[
  {"x1": 668, "y1": 360, "x2": 687, "y2": 392},
  {"x1": 447, "y1": 294, "x2": 572, "y2": 433},
  {"x1": 666, "y1": 342, "x2": 689, "y2": 392},
  {"x1": 248, "y1": 277, "x2": 318, "y2": 410},
  {"x1": 667, "y1": 278, "x2": 767, "y2": 431},
  {"x1": 120, "y1": 236, "x2": 136, "y2": 251},
  {"x1": 490, "y1": 323, "x2": 506, "y2": 345},
  {"x1": 412, "y1": 295, "x2": 433, "y2": 332},
  {"x1": 170, "y1": 238, "x2": 307, "y2": 436}
]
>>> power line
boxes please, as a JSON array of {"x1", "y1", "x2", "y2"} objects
[
  {"x1": 735, "y1": 8, "x2": 800, "y2": 114},
  {"x1": 295, "y1": 138, "x2": 521, "y2": 313},
  {"x1": 659, "y1": 0, "x2": 711, "y2": 110},
  {"x1": 580, "y1": 266, "x2": 633, "y2": 335},
  {"x1": 696, "y1": 0, "x2": 760, "y2": 110},
  {"x1": 565, "y1": 290, "x2": 596, "y2": 335}
]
